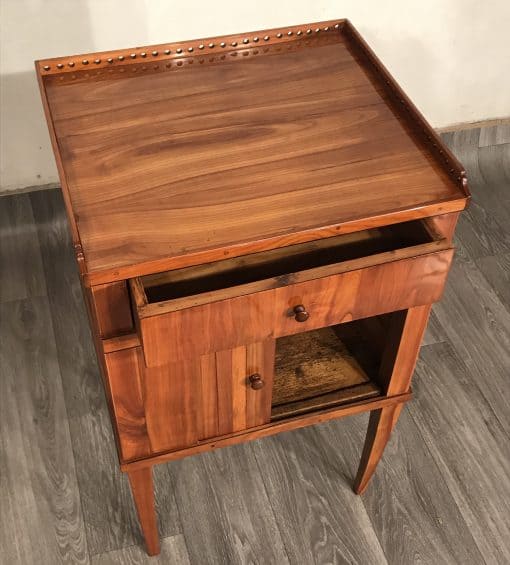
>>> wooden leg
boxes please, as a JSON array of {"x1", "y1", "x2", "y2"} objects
[
  {"x1": 127, "y1": 467, "x2": 160, "y2": 556},
  {"x1": 352, "y1": 305, "x2": 431, "y2": 494},
  {"x1": 353, "y1": 404, "x2": 402, "y2": 494}
]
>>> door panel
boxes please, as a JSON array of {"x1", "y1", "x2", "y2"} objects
[
  {"x1": 105, "y1": 339, "x2": 275, "y2": 460},
  {"x1": 143, "y1": 356, "x2": 201, "y2": 454},
  {"x1": 198, "y1": 339, "x2": 275, "y2": 440}
]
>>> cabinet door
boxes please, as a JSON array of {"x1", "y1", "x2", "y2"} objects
[
  {"x1": 105, "y1": 339, "x2": 275, "y2": 460},
  {"x1": 198, "y1": 339, "x2": 275, "y2": 440}
]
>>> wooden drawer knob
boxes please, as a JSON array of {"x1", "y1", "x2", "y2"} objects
[
  {"x1": 248, "y1": 373, "x2": 264, "y2": 390},
  {"x1": 293, "y1": 304, "x2": 309, "y2": 322}
]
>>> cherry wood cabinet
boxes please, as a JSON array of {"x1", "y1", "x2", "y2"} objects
[{"x1": 36, "y1": 19, "x2": 468, "y2": 556}]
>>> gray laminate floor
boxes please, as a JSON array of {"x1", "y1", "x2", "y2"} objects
[{"x1": 1, "y1": 125, "x2": 509, "y2": 565}]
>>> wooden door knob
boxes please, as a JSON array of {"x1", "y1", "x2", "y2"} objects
[
  {"x1": 293, "y1": 304, "x2": 309, "y2": 322},
  {"x1": 248, "y1": 373, "x2": 264, "y2": 390}
]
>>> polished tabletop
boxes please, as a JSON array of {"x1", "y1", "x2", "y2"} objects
[{"x1": 39, "y1": 22, "x2": 467, "y2": 282}]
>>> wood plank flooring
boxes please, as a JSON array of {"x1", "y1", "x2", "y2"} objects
[{"x1": 0, "y1": 124, "x2": 509, "y2": 564}]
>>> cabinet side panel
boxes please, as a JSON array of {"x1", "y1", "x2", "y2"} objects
[
  {"x1": 429, "y1": 212, "x2": 459, "y2": 244},
  {"x1": 105, "y1": 347, "x2": 152, "y2": 461},
  {"x1": 91, "y1": 281, "x2": 133, "y2": 338},
  {"x1": 353, "y1": 250, "x2": 452, "y2": 320},
  {"x1": 379, "y1": 305, "x2": 432, "y2": 395}
]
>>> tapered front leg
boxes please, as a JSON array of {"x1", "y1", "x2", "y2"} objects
[
  {"x1": 353, "y1": 405, "x2": 402, "y2": 494},
  {"x1": 354, "y1": 305, "x2": 431, "y2": 494},
  {"x1": 127, "y1": 466, "x2": 160, "y2": 556}
]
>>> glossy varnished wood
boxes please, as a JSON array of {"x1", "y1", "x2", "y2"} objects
[
  {"x1": 135, "y1": 218, "x2": 446, "y2": 314},
  {"x1": 126, "y1": 468, "x2": 160, "y2": 556},
  {"x1": 121, "y1": 392, "x2": 412, "y2": 472},
  {"x1": 353, "y1": 305, "x2": 431, "y2": 493},
  {"x1": 90, "y1": 281, "x2": 133, "y2": 338},
  {"x1": 3, "y1": 125, "x2": 507, "y2": 563},
  {"x1": 104, "y1": 339, "x2": 275, "y2": 460},
  {"x1": 37, "y1": 21, "x2": 467, "y2": 284},
  {"x1": 135, "y1": 238, "x2": 449, "y2": 316},
  {"x1": 104, "y1": 348, "x2": 152, "y2": 461},
  {"x1": 28, "y1": 189, "x2": 183, "y2": 556},
  {"x1": 31, "y1": 19, "x2": 474, "y2": 558},
  {"x1": 273, "y1": 250, "x2": 450, "y2": 338},
  {"x1": 353, "y1": 406, "x2": 401, "y2": 494},
  {"x1": 133, "y1": 249, "x2": 452, "y2": 366}
]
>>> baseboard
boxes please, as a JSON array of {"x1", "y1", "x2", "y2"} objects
[
  {"x1": 0, "y1": 182, "x2": 59, "y2": 198},
  {"x1": 435, "y1": 116, "x2": 510, "y2": 133}
]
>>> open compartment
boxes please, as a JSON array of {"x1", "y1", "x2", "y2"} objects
[
  {"x1": 271, "y1": 317, "x2": 390, "y2": 420},
  {"x1": 137, "y1": 218, "x2": 444, "y2": 312}
]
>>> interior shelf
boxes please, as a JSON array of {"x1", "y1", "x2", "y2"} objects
[{"x1": 271, "y1": 325, "x2": 382, "y2": 420}]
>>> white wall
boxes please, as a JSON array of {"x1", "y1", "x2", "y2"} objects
[{"x1": 1, "y1": 0, "x2": 509, "y2": 193}]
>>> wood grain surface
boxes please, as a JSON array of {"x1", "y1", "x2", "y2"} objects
[
  {"x1": 135, "y1": 249, "x2": 452, "y2": 366},
  {"x1": 91, "y1": 534, "x2": 190, "y2": 564},
  {"x1": 140, "y1": 219, "x2": 437, "y2": 302},
  {"x1": 166, "y1": 443, "x2": 291, "y2": 565},
  {"x1": 251, "y1": 426, "x2": 388, "y2": 564},
  {"x1": 135, "y1": 238, "x2": 449, "y2": 316},
  {"x1": 31, "y1": 19, "x2": 469, "y2": 555},
  {"x1": 1, "y1": 126, "x2": 508, "y2": 563},
  {"x1": 38, "y1": 22, "x2": 467, "y2": 283},
  {"x1": 273, "y1": 327, "x2": 374, "y2": 405},
  {"x1": 104, "y1": 348, "x2": 152, "y2": 460},
  {"x1": 0, "y1": 297, "x2": 88, "y2": 564},
  {"x1": 105, "y1": 339, "x2": 276, "y2": 459},
  {"x1": 0, "y1": 195, "x2": 46, "y2": 303},
  {"x1": 90, "y1": 281, "x2": 133, "y2": 338},
  {"x1": 28, "y1": 189, "x2": 182, "y2": 555},
  {"x1": 34, "y1": 27, "x2": 468, "y2": 554},
  {"x1": 213, "y1": 339, "x2": 275, "y2": 434},
  {"x1": 325, "y1": 410, "x2": 487, "y2": 564},
  {"x1": 273, "y1": 250, "x2": 450, "y2": 339},
  {"x1": 270, "y1": 383, "x2": 381, "y2": 421},
  {"x1": 412, "y1": 342, "x2": 510, "y2": 563},
  {"x1": 122, "y1": 394, "x2": 411, "y2": 472},
  {"x1": 126, "y1": 468, "x2": 160, "y2": 556},
  {"x1": 142, "y1": 356, "x2": 201, "y2": 454}
]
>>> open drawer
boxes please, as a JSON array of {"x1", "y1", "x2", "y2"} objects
[{"x1": 129, "y1": 219, "x2": 453, "y2": 366}]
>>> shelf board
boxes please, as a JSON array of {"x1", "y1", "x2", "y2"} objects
[
  {"x1": 271, "y1": 326, "x2": 381, "y2": 420},
  {"x1": 271, "y1": 383, "x2": 381, "y2": 421}
]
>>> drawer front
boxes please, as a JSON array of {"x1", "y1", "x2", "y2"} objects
[
  {"x1": 274, "y1": 247, "x2": 453, "y2": 337},
  {"x1": 136, "y1": 290, "x2": 275, "y2": 367},
  {"x1": 135, "y1": 248, "x2": 453, "y2": 367}
]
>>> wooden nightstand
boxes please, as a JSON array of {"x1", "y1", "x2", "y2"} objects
[{"x1": 36, "y1": 19, "x2": 469, "y2": 556}]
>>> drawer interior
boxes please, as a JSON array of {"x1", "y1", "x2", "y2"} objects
[
  {"x1": 140, "y1": 219, "x2": 441, "y2": 306},
  {"x1": 271, "y1": 320, "x2": 385, "y2": 420}
]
